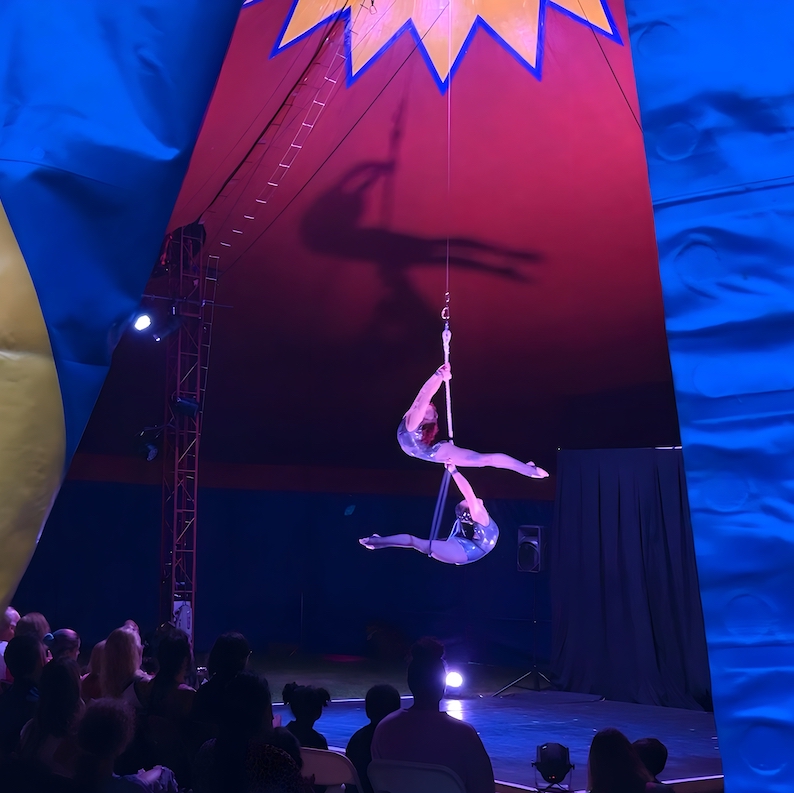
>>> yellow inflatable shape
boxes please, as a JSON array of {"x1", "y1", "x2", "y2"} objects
[{"x1": 0, "y1": 201, "x2": 65, "y2": 611}]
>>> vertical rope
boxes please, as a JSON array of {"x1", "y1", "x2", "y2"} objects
[
  {"x1": 429, "y1": 468, "x2": 452, "y2": 544},
  {"x1": 428, "y1": 0, "x2": 455, "y2": 555},
  {"x1": 442, "y1": 0, "x2": 453, "y2": 440}
]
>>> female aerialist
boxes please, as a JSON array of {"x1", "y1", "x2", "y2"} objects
[
  {"x1": 397, "y1": 363, "x2": 548, "y2": 478},
  {"x1": 360, "y1": 463, "x2": 498, "y2": 564}
]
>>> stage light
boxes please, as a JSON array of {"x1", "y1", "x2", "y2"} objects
[
  {"x1": 172, "y1": 396, "x2": 200, "y2": 418},
  {"x1": 133, "y1": 314, "x2": 152, "y2": 331},
  {"x1": 533, "y1": 742, "x2": 574, "y2": 788},
  {"x1": 153, "y1": 315, "x2": 182, "y2": 342},
  {"x1": 136, "y1": 426, "x2": 163, "y2": 462},
  {"x1": 446, "y1": 671, "x2": 464, "y2": 689}
]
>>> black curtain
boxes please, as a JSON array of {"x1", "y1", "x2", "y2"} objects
[{"x1": 550, "y1": 448, "x2": 711, "y2": 709}]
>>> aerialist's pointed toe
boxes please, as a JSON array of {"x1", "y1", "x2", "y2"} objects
[{"x1": 527, "y1": 462, "x2": 549, "y2": 479}]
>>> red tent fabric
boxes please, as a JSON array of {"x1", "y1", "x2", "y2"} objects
[{"x1": 81, "y1": 0, "x2": 676, "y2": 484}]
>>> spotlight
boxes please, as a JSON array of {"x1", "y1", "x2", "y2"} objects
[
  {"x1": 172, "y1": 396, "x2": 200, "y2": 418},
  {"x1": 136, "y1": 427, "x2": 163, "y2": 462},
  {"x1": 446, "y1": 671, "x2": 464, "y2": 689},
  {"x1": 533, "y1": 742, "x2": 574, "y2": 789},
  {"x1": 133, "y1": 314, "x2": 152, "y2": 331},
  {"x1": 153, "y1": 315, "x2": 182, "y2": 342}
]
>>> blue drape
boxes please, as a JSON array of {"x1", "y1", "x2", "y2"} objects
[{"x1": 624, "y1": 3, "x2": 794, "y2": 788}]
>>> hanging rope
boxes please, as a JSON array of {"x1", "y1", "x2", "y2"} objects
[
  {"x1": 427, "y1": 6, "x2": 454, "y2": 553},
  {"x1": 429, "y1": 464, "x2": 452, "y2": 545},
  {"x1": 429, "y1": 300, "x2": 452, "y2": 546}
]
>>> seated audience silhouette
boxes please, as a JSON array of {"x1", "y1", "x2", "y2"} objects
[
  {"x1": 0, "y1": 605, "x2": 20, "y2": 682},
  {"x1": 81, "y1": 640, "x2": 106, "y2": 702},
  {"x1": 194, "y1": 671, "x2": 302, "y2": 793},
  {"x1": 44, "y1": 630, "x2": 81, "y2": 664},
  {"x1": 139, "y1": 629, "x2": 195, "y2": 721},
  {"x1": 100, "y1": 626, "x2": 149, "y2": 705},
  {"x1": 371, "y1": 637, "x2": 495, "y2": 793},
  {"x1": 245, "y1": 742, "x2": 312, "y2": 793},
  {"x1": 588, "y1": 728, "x2": 667, "y2": 793},
  {"x1": 283, "y1": 682, "x2": 331, "y2": 749},
  {"x1": 15, "y1": 612, "x2": 51, "y2": 643},
  {"x1": 632, "y1": 737, "x2": 668, "y2": 784},
  {"x1": 126, "y1": 629, "x2": 196, "y2": 786},
  {"x1": 0, "y1": 634, "x2": 47, "y2": 758},
  {"x1": 346, "y1": 684, "x2": 401, "y2": 793},
  {"x1": 74, "y1": 698, "x2": 178, "y2": 792},
  {"x1": 17, "y1": 659, "x2": 83, "y2": 778},
  {"x1": 192, "y1": 631, "x2": 251, "y2": 729}
]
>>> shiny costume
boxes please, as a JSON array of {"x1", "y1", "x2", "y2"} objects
[
  {"x1": 448, "y1": 515, "x2": 499, "y2": 565},
  {"x1": 397, "y1": 417, "x2": 443, "y2": 461}
]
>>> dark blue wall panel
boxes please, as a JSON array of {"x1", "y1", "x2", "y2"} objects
[{"x1": 15, "y1": 480, "x2": 552, "y2": 666}]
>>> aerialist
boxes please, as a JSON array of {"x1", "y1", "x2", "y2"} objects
[
  {"x1": 360, "y1": 463, "x2": 498, "y2": 565},
  {"x1": 396, "y1": 363, "x2": 549, "y2": 478}
]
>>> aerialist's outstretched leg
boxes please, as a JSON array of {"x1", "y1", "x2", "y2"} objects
[
  {"x1": 436, "y1": 442, "x2": 547, "y2": 478},
  {"x1": 359, "y1": 534, "x2": 468, "y2": 565},
  {"x1": 398, "y1": 363, "x2": 549, "y2": 479}
]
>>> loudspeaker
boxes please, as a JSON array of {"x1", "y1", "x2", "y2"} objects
[{"x1": 518, "y1": 525, "x2": 544, "y2": 572}]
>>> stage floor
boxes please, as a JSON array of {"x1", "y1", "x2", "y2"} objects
[{"x1": 272, "y1": 688, "x2": 722, "y2": 790}]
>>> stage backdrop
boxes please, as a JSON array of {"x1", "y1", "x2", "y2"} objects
[
  {"x1": 13, "y1": 478, "x2": 553, "y2": 668},
  {"x1": 550, "y1": 448, "x2": 711, "y2": 709}
]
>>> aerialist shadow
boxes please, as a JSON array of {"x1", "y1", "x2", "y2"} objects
[{"x1": 299, "y1": 159, "x2": 543, "y2": 367}]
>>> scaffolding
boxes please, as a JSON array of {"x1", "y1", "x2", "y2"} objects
[
  {"x1": 158, "y1": 16, "x2": 349, "y2": 638},
  {"x1": 159, "y1": 224, "x2": 218, "y2": 640}
]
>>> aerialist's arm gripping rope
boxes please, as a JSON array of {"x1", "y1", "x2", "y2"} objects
[
  {"x1": 404, "y1": 363, "x2": 451, "y2": 433},
  {"x1": 445, "y1": 462, "x2": 489, "y2": 525}
]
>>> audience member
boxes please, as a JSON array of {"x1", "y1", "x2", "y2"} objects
[
  {"x1": 0, "y1": 610, "x2": 683, "y2": 793},
  {"x1": 0, "y1": 606, "x2": 20, "y2": 682},
  {"x1": 17, "y1": 658, "x2": 83, "y2": 777},
  {"x1": 140, "y1": 622, "x2": 176, "y2": 677},
  {"x1": 346, "y1": 684, "x2": 401, "y2": 793},
  {"x1": 16, "y1": 612, "x2": 51, "y2": 643},
  {"x1": 0, "y1": 634, "x2": 47, "y2": 758},
  {"x1": 81, "y1": 641, "x2": 106, "y2": 702},
  {"x1": 194, "y1": 671, "x2": 301, "y2": 793},
  {"x1": 100, "y1": 626, "x2": 148, "y2": 705},
  {"x1": 44, "y1": 630, "x2": 81, "y2": 664},
  {"x1": 140, "y1": 629, "x2": 195, "y2": 721},
  {"x1": 371, "y1": 637, "x2": 495, "y2": 793},
  {"x1": 120, "y1": 629, "x2": 196, "y2": 786},
  {"x1": 633, "y1": 737, "x2": 668, "y2": 784},
  {"x1": 192, "y1": 632, "x2": 251, "y2": 728},
  {"x1": 74, "y1": 698, "x2": 178, "y2": 792},
  {"x1": 282, "y1": 682, "x2": 331, "y2": 749},
  {"x1": 588, "y1": 728, "x2": 666, "y2": 793},
  {"x1": 245, "y1": 741, "x2": 312, "y2": 793}
]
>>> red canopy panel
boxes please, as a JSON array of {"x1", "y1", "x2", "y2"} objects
[{"x1": 79, "y1": 0, "x2": 677, "y2": 481}]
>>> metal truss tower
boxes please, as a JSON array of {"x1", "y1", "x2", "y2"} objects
[
  {"x1": 159, "y1": 224, "x2": 218, "y2": 640},
  {"x1": 156, "y1": 16, "x2": 348, "y2": 639}
]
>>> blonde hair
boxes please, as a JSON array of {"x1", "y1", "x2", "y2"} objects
[
  {"x1": 100, "y1": 627, "x2": 142, "y2": 698},
  {"x1": 87, "y1": 640, "x2": 106, "y2": 676}
]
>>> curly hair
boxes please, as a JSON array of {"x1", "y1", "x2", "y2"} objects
[{"x1": 282, "y1": 683, "x2": 331, "y2": 723}]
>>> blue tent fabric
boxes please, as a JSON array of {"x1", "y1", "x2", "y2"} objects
[
  {"x1": 0, "y1": 1, "x2": 242, "y2": 463},
  {"x1": 624, "y1": 3, "x2": 794, "y2": 790}
]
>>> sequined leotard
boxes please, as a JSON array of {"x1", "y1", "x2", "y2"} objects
[
  {"x1": 397, "y1": 417, "x2": 443, "y2": 461},
  {"x1": 448, "y1": 516, "x2": 499, "y2": 564}
]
